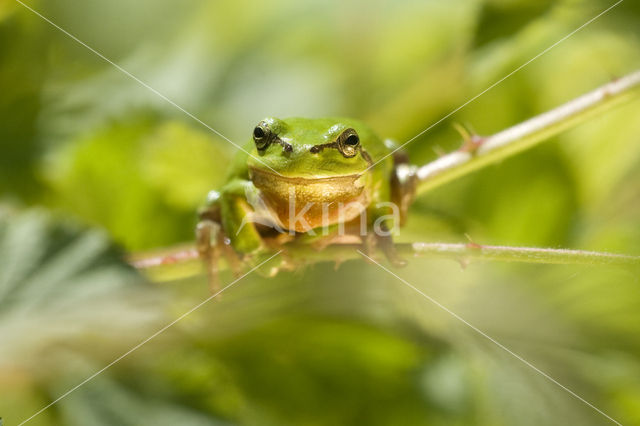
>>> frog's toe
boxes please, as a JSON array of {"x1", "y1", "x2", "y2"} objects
[
  {"x1": 196, "y1": 219, "x2": 223, "y2": 293},
  {"x1": 388, "y1": 253, "x2": 408, "y2": 268}
]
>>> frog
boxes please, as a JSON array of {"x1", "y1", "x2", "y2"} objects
[{"x1": 196, "y1": 117, "x2": 417, "y2": 290}]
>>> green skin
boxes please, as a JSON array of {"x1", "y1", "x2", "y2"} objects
[{"x1": 200, "y1": 117, "x2": 396, "y2": 257}]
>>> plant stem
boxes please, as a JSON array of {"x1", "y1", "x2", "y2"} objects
[
  {"x1": 287, "y1": 243, "x2": 640, "y2": 267},
  {"x1": 402, "y1": 69, "x2": 640, "y2": 195},
  {"x1": 405, "y1": 243, "x2": 640, "y2": 266},
  {"x1": 130, "y1": 242, "x2": 639, "y2": 281}
]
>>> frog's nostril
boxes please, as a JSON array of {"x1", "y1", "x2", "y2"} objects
[{"x1": 282, "y1": 142, "x2": 293, "y2": 153}]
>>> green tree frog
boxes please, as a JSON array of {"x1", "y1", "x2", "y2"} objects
[{"x1": 197, "y1": 117, "x2": 416, "y2": 289}]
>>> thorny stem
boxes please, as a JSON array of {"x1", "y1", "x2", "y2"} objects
[
  {"x1": 130, "y1": 242, "x2": 639, "y2": 281},
  {"x1": 405, "y1": 243, "x2": 640, "y2": 266},
  {"x1": 398, "y1": 70, "x2": 640, "y2": 195}
]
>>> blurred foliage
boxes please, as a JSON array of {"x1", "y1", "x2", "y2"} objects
[{"x1": 0, "y1": 0, "x2": 639, "y2": 425}]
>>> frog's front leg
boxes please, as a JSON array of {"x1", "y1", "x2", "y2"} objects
[
  {"x1": 218, "y1": 179, "x2": 267, "y2": 255},
  {"x1": 196, "y1": 180, "x2": 265, "y2": 292}
]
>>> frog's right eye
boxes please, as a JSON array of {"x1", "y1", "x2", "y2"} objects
[{"x1": 253, "y1": 122, "x2": 273, "y2": 150}]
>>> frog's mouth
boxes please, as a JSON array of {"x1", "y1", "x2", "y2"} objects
[
  {"x1": 250, "y1": 167, "x2": 363, "y2": 184},
  {"x1": 248, "y1": 167, "x2": 370, "y2": 232}
]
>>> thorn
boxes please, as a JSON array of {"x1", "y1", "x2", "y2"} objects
[
  {"x1": 601, "y1": 74, "x2": 621, "y2": 98},
  {"x1": 463, "y1": 121, "x2": 478, "y2": 136},
  {"x1": 161, "y1": 255, "x2": 178, "y2": 265},
  {"x1": 334, "y1": 259, "x2": 344, "y2": 271},
  {"x1": 452, "y1": 122, "x2": 472, "y2": 142},
  {"x1": 454, "y1": 122, "x2": 485, "y2": 153},
  {"x1": 461, "y1": 135, "x2": 486, "y2": 153},
  {"x1": 464, "y1": 233, "x2": 482, "y2": 249},
  {"x1": 457, "y1": 257, "x2": 469, "y2": 269},
  {"x1": 432, "y1": 145, "x2": 447, "y2": 158}
]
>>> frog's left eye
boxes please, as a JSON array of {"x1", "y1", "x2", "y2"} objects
[
  {"x1": 253, "y1": 122, "x2": 274, "y2": 150},
  {"x1": 337, "y1": 128, "x2": 360, "y2": 158}
]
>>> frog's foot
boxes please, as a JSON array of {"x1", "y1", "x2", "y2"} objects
[
  {"x1": 233, "y1": 247, "x2": 291, "y2": 279},
  {"x1": 262, "y1": 231, "x2": 295, "y2": 251},
  {"x1": 268, "y1": 251, "x2": 297, "y2": 277},
  {"x1": 361, "y1": 232, "x2": 378, "y2": 264},
  {"x1": 377, "y1": 234, "x2": 407, "y2": 267},
  {"x1": 196, "y1": 219, "x2": 223, "y2": 294},
  {"x1": 375, "y1": 224, "x2": 407, "y2": 268}
]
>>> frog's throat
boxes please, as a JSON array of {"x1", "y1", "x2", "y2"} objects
[{"x1": 249, "y1": 167, "x2": 370, "y2": 232}]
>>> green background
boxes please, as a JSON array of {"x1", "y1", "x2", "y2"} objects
[{"x1": 1, "y1": 0, "x2": 639, "y2": 424}]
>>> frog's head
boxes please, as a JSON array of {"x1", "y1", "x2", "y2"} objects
[
  {"x1": 246, "y1": 117, "x2": 376, "y2": 179},
  {"x1": 245, "y1": 117, "x2": 388, "y2": 231}
]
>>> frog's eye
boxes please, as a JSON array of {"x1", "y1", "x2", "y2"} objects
[
  {"x1": 337, "y1": 128, "x2": 360, "y2": 158},
  {"x1": 253, "y1": 122, "x2": 273, "y2": 150}
]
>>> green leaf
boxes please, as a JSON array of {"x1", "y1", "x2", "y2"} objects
[{"x1": 0, "y1": 208, "x2": 165, "y2": 425}]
